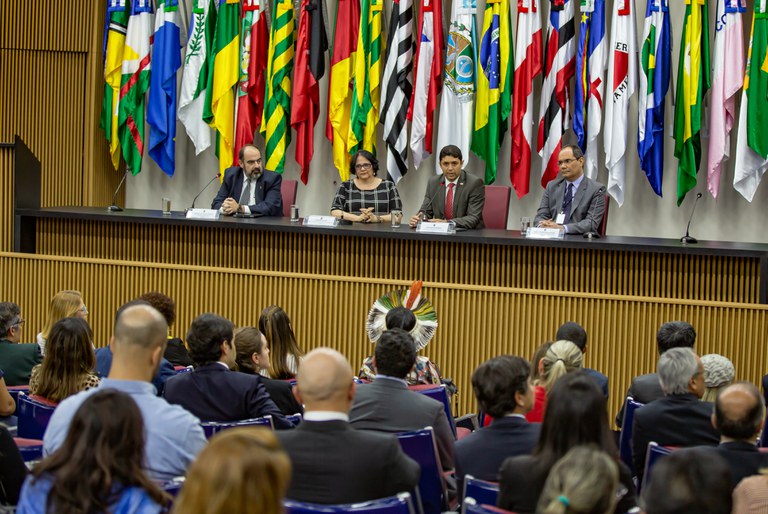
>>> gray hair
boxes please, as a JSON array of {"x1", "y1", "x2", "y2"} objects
[{"x1": 658, "y1": 347, "x2": 699, "y2": 395}]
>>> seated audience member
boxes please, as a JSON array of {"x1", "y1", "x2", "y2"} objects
[
  {"x1": 360, "y1": 282, "x2": 441, "y2": 385},
  {"x1": 733, "y1": 470, "x2": 768, "y2": 514},
  {"x1": 29, "y1": 317, "x2": 100, "y2": 403},
  {"x1": 211, "y1": 144, "x2": 283, "y2": 216},
  {"x1": 555, "y1": 321, "x2": 608, "y2": 396},
  {"x1": 276, "y1": 348, "x2": 420, "y2": 504},
  {"x1": 700, "y1": 353, "x2": 735, "y2": 402},
  {"x1": 616, "y1": 321, "x2": 696, "y2": 427},
  {"x1": 533, "y1": 145, "x2": 606, "y2": 235},
  {"x1": 631, "y1": 347, "x2": 719, "y2": 481},
  {"x1": 19, "y1": 390, "x2": 169, "y2": 513},
  {"x1": 331, "y1": 150, "x2": 402, "y2": 224},
  {"x1": 36, "y1": 290, "x2": 88, "y2": 355},
  {"x1": 0, "y1": 302, "x2": 41, "y2": 386},
  {"x1": 0, "y1": 426, "x2": 27, "y2": 505},
  {"x1": 164, "y1": 314, "x2": 291, "y2": 428},
  {"x1": 408, "y1": 145, "x2": 485, "y2": 230},
  {"x1": 350, "y1": 328, "x2": 454, "y2": 472},
  {"x1": 0, "y1": 368, "x2": 16, "y2": 418},
  {"x1": 527, "y1": 340, "x2": 583, "y2": 422},
  {"x1": 259, "y1": 305, "x2": 303, "y2": 379},
  {"x1": 499, "y1": 372, "x2": 636, "y2": 514},
  {"x1": 43, "y1": 303, "x2": 206, "y2": 480},
  {"x1": 234, "y1": 326, "x2": 303, "y2": 415},
  {"x1": 172, "y1": 427, "x2": 291, "y2": 514},
  {"x1": 455, "y1": 356, "x2": 539, "y2": 491},
  {"x1": 138, "y1": 291, "x2": 193, "y2": 367},
  {"x1": 536, "y1": 445, "x2": 619, "y2": 514},
  {"x1": 641, "y1": 448, "x2": 732, "y2": 514}
]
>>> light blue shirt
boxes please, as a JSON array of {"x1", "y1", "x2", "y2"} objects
[{"x1": 43, "y1": 378, "x2": 207, "y2": 481}]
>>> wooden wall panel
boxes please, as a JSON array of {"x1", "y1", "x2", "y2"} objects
[
  {"x1": 0, "y1": 148, "x2": 12, "y2": 252},
  {"x1": 0, "y1": 1, "x2": 91, "y2": 52}
]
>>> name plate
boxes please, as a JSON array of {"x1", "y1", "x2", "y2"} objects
[
  {"x1": 417, "y1": 222, "x2": 455, "y2": 234},
  {"x1": 185, "y1": 208, "x2": 220, "y2": 220},
  {"x1": 303, "y1": 215, "x2": 339, "y2": 227},
  {"x1": 527, "y1": 227, "x2": 564, "y2": 239}
]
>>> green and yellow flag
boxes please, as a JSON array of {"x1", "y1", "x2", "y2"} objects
[
  {"x1": 747, "y1": 3, "x2": 768, "y2": 159},
  {"x1": 100, "y1": 3, "x2": 129, "y2": 170}
]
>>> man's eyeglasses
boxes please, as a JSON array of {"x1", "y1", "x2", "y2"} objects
[
  {"x1": 11, "y1": 317, "x2": 24, "y2": 328},
  {"x1": 80, "y1": 305, "x2": 88, "y2": 315},
  {"x1": 558, "y1": 158, "x2": 578, "y2": 166}
]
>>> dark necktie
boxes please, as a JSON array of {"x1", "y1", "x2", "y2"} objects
[
  {"x1": 239, "y1": 178, "x2": 252, "y2": 206},
  {"x1": 445, "y1": 183, "x2": 455, "y2": 220},
  {"x1": 562, "y1": 183, "x2": 573, "y2": 224}
]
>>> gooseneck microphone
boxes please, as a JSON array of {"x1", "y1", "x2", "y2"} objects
[
  {"x1": 681, "y1": 192, "x2": 703, "y2": 244},
  {"x1": 419, "y1": 182, "x2": 445, "y2": 221},
  {"x1": 188, "y1": 173, "x2": 221, "y2": 211},
  {"x1": 107, "y1": 170, "x2": 129, "y2": 212}
]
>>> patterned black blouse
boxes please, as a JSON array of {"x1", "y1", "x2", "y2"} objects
[{"x1": 330, "y1": 179, "x2": 403, "y2": 215}]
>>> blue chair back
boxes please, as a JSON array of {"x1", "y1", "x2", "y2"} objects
[
  {"x1": 462, "y1": 497, "x2": 514, "y2": 514},
  {"x1": 8, "y1": 386, "x2": 29, "y2": 412},
  {"x1": 14, "y1": 437, "x2": 43, "y2": 462},
  {"x1": 286, "y1": 413, "x2": 302, "y2": 426},
  {"x1": 463, "y1": 476, "x2": 499, "y2": 506},
  {"x1": 414, "y1": 385, "x2": 457, "y2": 438},
  {"x1": 201, "y1": 415, "x2": 274, "y2": 439},
  {"x1": 160, "y1": 476, "x2": 186, "y2": 497},
  {"x1": 284, "y1": 492, "x2": 416, "y2": 514},
  {"x1": 619, "y1": 397, "x2": 644, "y2": 469},
  {"x1": 17, "y1": 393, "x2": 56, "y2": 440},
  {"x1": 397, "y1": 428, "x2": 447, "y2": 514},
  {"x1": 641, "y1": 442, "x2": 675, "y2": 492}
]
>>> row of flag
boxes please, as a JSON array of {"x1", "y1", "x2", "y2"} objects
[{"x1": 100, "y1": 0, "x2": 768, "y2": 204}]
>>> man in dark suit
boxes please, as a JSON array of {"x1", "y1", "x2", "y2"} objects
[
  {"x1": 163, "y1": 313, "x2": 291, "y2": 429},
  {"x1": 409, "y1": 145, "x2": 485, "y2": 230},
  {"x1": 555, "y1": 321, "x2": 608, "y2": 397},
  {"x1": 350, "y1": 328, "x2": 454, "y2": 471},
  {"x1": 277, "y1": 348, "x2": 420, "y2": 504},
  {"x1": 534, "y1": 144, "x2": 605, "y2": 235},
  {"x1": 211, "y1": 144, "x2": 283, "y2": 216},
  {"x1": 616, "y1": 321, "x2": 697, "y2": 427},
  {"x1": 455, "y1": 356, "x2": 540, "y2": 493},
  {"x1": 0, "y1": 302, "x2": 41, "y2": 386},
  {"x1": 632, "y1": 348, "x2": 720, "y2": 481}
]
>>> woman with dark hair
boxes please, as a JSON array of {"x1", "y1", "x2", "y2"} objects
[
  {"x1": 330, "y1": 150, "x2": 402, "y2": 223},
  {"x1": 29, "y1": 317, "x2": 100, "y2": 403},
  {"x1": 258, "y1": 306, "x2": 303, "y2": 380},
  {"x1": 498, "y1": 372, "x2": 636, "y2": 514},
  {"x1": 17, "y1": 389, "x2": 169, "y2": 513}
]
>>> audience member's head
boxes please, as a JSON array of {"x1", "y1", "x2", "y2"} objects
[
  {"x1": 658, "y1": 347, "x2": 704, "y2": 398},
  {"x1": 109, "y1": 303, "x2": 168, "y2": 382},
  {"x1": 172, "y1": 427, "x2": 291, "y2": 514},
  {"x1": 555, "y1": 322, "x2": 587, "y2": 352},
  {"x1": 385, "y1": 307, "x2": 417, "y2": 332},
  {"x1": 41, "y1": 290, "x2": 86, "y2": 340},
  {"x1": 472, "y1": 355, "x2": 533, "y2": 418},
  {"x1": 531, "y1": 341, "x2": 554, "y2": 384},
  {"x1": 30, "y1": 389, "x2": 167, "y2": 512},
  {"x1": 0, "y1": 302, "x2": 23, "y2": 343},
  {"x1": 137, "y1": 291, "x2": 176, "y2": 328},
  {"x1": 186, "y1": 313, "x2": 235, "y2": 367},
  {"x1": 656, "y1": 321, "x2": 696, "y2": 355},
  {"x1": 259, "y1": 305, "x2": 303, "y2": 379},
  {"x1": 34, "y1": 317, "x2": 95, "y2": 403},
  {"x1": 700, "y1": 354, "x2": 735, "y2": 402},
  {"x1": 713, "y1": 382, "x2": 765, "y2": 442},
  {"x1": 295, "y1": 348, "x2": 354, "y2": 413},
  {"x1": 539, "y1": 340, "x2": 583, "y2": 392},
  {"x1": 233, "y1": 326, "x2": 269, "y2": 375},
  {"x1": 373, "y1": 328, "x2": 417, "y2": 379},
  {"x1": 642, "y1": 448, "x2": 732, "y2": 514},
  {"x1": 536, "y1": 445, "x2": 619, "y2": 514}
]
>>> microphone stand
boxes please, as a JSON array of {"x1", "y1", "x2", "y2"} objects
[
  {"x1": 681, "y1": 192, "x2": 703, "y2": 244},
  {"x1": 107, "y1": 169, "x2": 129, "y2": 212},
  {"x1": 187, "y1": 173, "x2": 221, "y2": 212}
]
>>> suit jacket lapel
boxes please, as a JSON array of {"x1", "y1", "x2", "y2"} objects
[
  {"x1": 234, "y1": 171, "x2": 244, "y2": 199},
  {"x1": 572, "y1": 179, "x2": 588, "y2": 215},
  {"x1": 453, "y1": 171, "x2": 468, "y2": 217}
]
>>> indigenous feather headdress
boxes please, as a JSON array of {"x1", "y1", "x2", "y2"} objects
[{"x1": 365, "y1": 281, "x2": 438, "y2": 351}]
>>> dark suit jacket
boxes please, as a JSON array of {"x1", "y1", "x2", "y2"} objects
[
  {"x1": 584, "y1": 367, "x2": 609, "y2": 397},
  {"x1": 163, "y1": 337, "x2": 193, "y2": 367},
  {"x1": 533, "y1": 175, "x2": 606, "y2": 234},
  {"x1": 616, "y1": 373, "x2": 665, "y2": 427},
  {"x1": 762, "y1": 374, "x2": 768, "y2": 406},
  {"x1": 163, "y1": 363, "x2": 291, "y2": 428},
  {"x1": 262, "y1": 377, "x2": 303, "y2": 416},
  {"x1": 0, "y1": 426, "x2": 27, "y2": 504},
  {"x1": 0, "y1": 339, "x2": 41, "y2": 386},
  {"x1": 632, "y1": 393, "x2": 720, "y2": 481},
  {"x1": 211, "y1": 167, "x2": 283, "y2": 216},
  {"x1": 418, "y1": 170, "x2": 485, "y2": 229},
  {"x1": 454, "y1": 416, "x2": 539, "y2": 492},
  {"x1": 276, "y1": 419, "x2": 420, "y2": 504},
  {"x1": 94, "y1": 346, "x2": 175, "y2": 396},
  {"x1": 349, "y1": 378, "x2": 454, "y2": 470},
  {"x1": 706, "y1": 441, "x2": 768, "y2": 487}
]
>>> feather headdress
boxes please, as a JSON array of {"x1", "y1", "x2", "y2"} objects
[{"x1": 366, "y1": 281, "x2": 438, "y2": 351}]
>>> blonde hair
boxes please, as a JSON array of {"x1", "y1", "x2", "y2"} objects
[
  {"x1": 539, "y1": 340, "x2": 583, "y2": 392},
  {"x1": 536, "y1": 445, "x2": 619, "y2": 514},
  {"x1": 172, "y1": 428, "x2": 291, "y2": 514},
  {"x1": 41, "y1": 290, "x2": 83, "y2": 340}
]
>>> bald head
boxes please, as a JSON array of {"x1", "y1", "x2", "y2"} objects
[
  {"x1": 296, "y1": 348, "x2": 354, "y2": 411},
  {"x1": 714, "y1": 382, "x2": 764, "y2": 441},
  {"x1": 114, "y1": 304, "x2": 167, "y2": 350}
]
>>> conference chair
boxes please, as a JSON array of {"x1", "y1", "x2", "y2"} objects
[
  {"x1": 282, "y1": 179, "x2": 298, "y2": 217},
  {"x1": 286, "y1": 413, "x2": 302, "y2": 426},
  {"x1": 462, "y1": 476, "x2": 499, "y2": 506},
  {"x1": 640, "y1": 442, "x2": 675, "y2": 493},
  {"x1": 200, "y1": 415, "x2": 274, "y2": 439},
  {"x1": 284, "y1": 492, "x2": 417, "y2": 514},
  {"x1": 619, "y1": 397, "x2": 644, "y2": 470},
  {"x1": 482, "y1": 186, "x2": 511, "y2": 230},
  {"x1": 462, "y1": 497, "x2": 516, "y2": 514},
  {"x1": 17, "y1": 392, "x2": 56, "y2": 440},
  {"x1": 7, "y1": 385, "x2": 28, "y2": 412},
  {"x1": 397, "y1": 427, "x2": 451, "y2": 514},
  {"x1": 14, "y1": 437, "x2": 43, "y2": 462},
  {"x1": 160, "y1": 476, "x2": 186, "y2": 497},
  {"x1": 409, "y1": 385, "x2": 457, "y2": 438}
]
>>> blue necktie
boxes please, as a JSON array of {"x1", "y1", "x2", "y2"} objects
[{"x1": 562, "y1": 183, "x2": 573, "y2": 224}]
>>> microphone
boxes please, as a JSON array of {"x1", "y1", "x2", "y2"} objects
[
  {"x1": 188, "y1": 173, "x2": 221, "y2": 211},
  {"x1": 107, "y1": 170, "x2": 129, "y2": 212},
  {"x1": 419, "y1": 181, "x2": 445, "y2": 221},
  {"x1": 681, "y1": 192, "x2": 703, "y2": 244},
  {"x1": 583, "y1": 187, "x2": 606, "y2": 239}
]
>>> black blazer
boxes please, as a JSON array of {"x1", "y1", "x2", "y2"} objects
[
  {"x1": 163, "y1": 337, "x2": 193, "y2": 367},
  {"x1": 163, "y1": 363, "x2": 292, "y2": 428},
  {"x1": 710, "y1": 441, "x2": 768, "y2": 487},
  {"x1": 584, "y1": 367, "x2": 609, "y2": 397},
  {"x1": 276, "y1": 419, "x2": 420, "y2": 504},
  {"x1": 262, "y1": 377, "x2": 303, "y2": 416},
  {"x1": 632, "y1": 393, "x2": 720, "y2": 481},
  {"x1": 616, "y1": 373, "x2": 665, "y2": 427},
  {"x1": 211, "y1": 167, "x2": 283, "y2": 216},
  {"x1": 0, "y1": 426, "x2": 27, "y2": 504}
]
